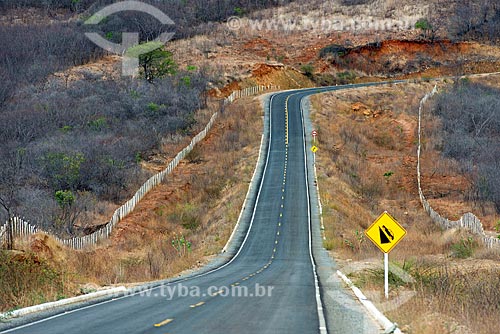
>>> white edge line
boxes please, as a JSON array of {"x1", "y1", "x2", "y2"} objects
[
  {"x1": 0, "y1": 93, "x2": 277, "y2": 333},
  {"x1": 1, "y1": 287, "x2": 127, "y2": 319},
  {"x1": 297, "y1": 87, "x2": 403, "y2": 334},
  {"x1": 298, "y1": 93, "x2": 329, "y2": 334},
  {"x1": 299, "y1": 84, "x2": 408, "y2": 334},
  {"x1": 221, "y1": 93, "x2": 270, "y2": 252},
  {"x1": 7, "y1": 79, "x2": 440, "y2": 331},
  {"x1": 336, "y1": 270, "x2": 402, "y2": 334}
]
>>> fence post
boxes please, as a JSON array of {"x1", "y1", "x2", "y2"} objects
[
  {"x1": 7, "y1": 85, "x2": 270, "y2": 250},
  {"x1": 417, "y1": 86, "x2": 499, "y2": 248}
]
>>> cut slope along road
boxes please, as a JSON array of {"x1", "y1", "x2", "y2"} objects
[{"x1": 1, "y1": 84, "x2": 394, "y2": 334}]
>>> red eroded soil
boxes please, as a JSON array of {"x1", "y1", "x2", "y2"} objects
[
  {"x1": 350, "y1": 40, "x2": 468, "y2": 59},
  {"x1": 251, "y1": 63, "x2": 281, "y2": 76},
  {"x1": 109, "y1": 123, "x2": 223, "y2": 249},
  {"x1": 242, "y1": 38, "x2": 275, "y2": 58},
  {"x1": 323, "y1": 39, "x2": 500, "y2": 77},
  {"x1": 211, "y1": 80, "x2": 241, "y2": 98}
]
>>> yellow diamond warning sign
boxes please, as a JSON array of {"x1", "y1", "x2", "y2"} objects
[
  {"x1": 365, "y1": 211, "x2": 406, "y2": 253},
  {"x1": 311, "y1": 146, "x2": 319, "y2": 153}
]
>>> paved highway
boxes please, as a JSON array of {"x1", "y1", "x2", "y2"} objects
[{"x1": 1, "y1": 85, "x2": 388, "y2": 334}]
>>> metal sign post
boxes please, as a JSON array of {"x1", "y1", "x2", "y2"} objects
[
  {"x1": 384, "y1": 253, "x2": 389, "y2": 299},
  {"x1": 365, "y1": 211, "x2": 406, "y2": 299}
]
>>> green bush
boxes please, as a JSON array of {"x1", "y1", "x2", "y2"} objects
[
  {"x1": 55, "y1": 190, "x2": 75, "y2": 208},
  {"x1": 451, "y1": 237, "x2": 477, "y2": 258},
  {"x1": 301, "y1": 64, "x2": 315, "y2": 78},
  {"x1": 319, "y1": 44, "x2": 349, "y2": 58},
  {"x1": 337, "y1": 71, "x2": 357, "y2": 84},
  {"x1": 415, "y1": 18, "x2": 432, "y2": 31},
  {"x1": 88, "y1": 117, "x2": 107, "y2": 131},
  {"x1": 169, "y1": 203, "x2": 201, "y2": 231}
]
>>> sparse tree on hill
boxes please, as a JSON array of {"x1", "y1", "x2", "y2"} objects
[
  {"x1": 127, "y1": 43, "x2": 177, "y2": 82},
  {"x1": 0, "y1": 148, "x2": 26, "y2": 250}
]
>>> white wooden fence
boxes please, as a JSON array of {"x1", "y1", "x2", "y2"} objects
[
  {"x1": 417, "y1": 86, "x2": 500, "y2": 248},
  {"x1": 1, "y1": 85, "x2": 277, "y2": 250}
]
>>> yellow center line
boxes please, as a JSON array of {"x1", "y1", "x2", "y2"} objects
[
  {"x1": 190, "y1": 302, "x2": 205, "y2": 308},
  {"x1": 211, "y1": 290, "x2": 224, "y2": 296},
  {"x1": 154, "y1": 318, "x2": 174, "y2": 327},
  {"x1": 285, "y1": 97, "x2": 289, "y2": 145}
]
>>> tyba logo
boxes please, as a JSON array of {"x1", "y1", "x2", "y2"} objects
[{"x1": 84, "y1": 1, "x2": 174, "y2": 76}]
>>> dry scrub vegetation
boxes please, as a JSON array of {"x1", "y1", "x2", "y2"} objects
[
  {"x1": 310, "y1": 80, "x2": 500, "y2": 334},
  {"x1": 0, "y1": 96, "x2": 263, "y2": 312},
  {"x1": 421, "y1": 79, "x2": 500, "y2": 227}
]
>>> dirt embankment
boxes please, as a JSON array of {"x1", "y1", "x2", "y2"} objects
[
  {"x1": 320, "y1": 39, "x2": 500, "y2": 78},
  {"x1": 209, "y1": 63, "x2": 314, "y2": 98},
  {"x1": 4, "y1": 93, "x2": 264, "y2": 311},
  {"x1": 311, "y1": 80, "x2": 500, "y2": 334},
  {"x1": 5, "y1": 0, "x2": 500, "y2": 318}
]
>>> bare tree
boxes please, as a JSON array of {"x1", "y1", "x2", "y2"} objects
[
  {"x1": 449, "y1": 0, "x2": 500, "y2": 43},
  {"x1": 0, "y1": 148, "x2": 26, "y2": 250},
  {"x1": 433, "y1": 81, "x2": 500, "y2": 212}
]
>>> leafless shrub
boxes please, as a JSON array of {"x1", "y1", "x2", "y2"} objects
[{"x1": 432, "y1": 81, "x2": 500, "y2": 212}]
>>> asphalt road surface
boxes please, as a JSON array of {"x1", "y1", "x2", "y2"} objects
[{"x1": 1, "y1": 85, "x2": 389, "y2": 334}]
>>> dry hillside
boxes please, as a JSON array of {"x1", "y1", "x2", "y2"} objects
[{"x1": 1, "y1": 3, "x2": 500, "y2": 333}]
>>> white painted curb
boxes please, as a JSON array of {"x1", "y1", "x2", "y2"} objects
[
  {"x1": 1, "y1": 286, "x2": 127, "y2": 319},
  {"x1": 337, "y1": 270, "x2": 402, "y2": 334},
  {"x1": 222, "y1": 93, "x2": 272, "y2": 253},
  {"x1": 222, "y1": 133, "x2": 264, "y2": 253}
]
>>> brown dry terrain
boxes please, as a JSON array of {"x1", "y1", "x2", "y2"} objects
[
  {"x1": 310, "y1": 77, "x2": 500, "y2": 334},
  {"x1": 169, "y1": 0, "x2": 500, "y2": 87},
  {"x1": 323, "y1": 40, "x2": 500, "y2": 77},
  {"x1": 2, "y1": 93, "x2": 264, "y2": 311},
  {"x1": 3, "y1": 1, "x2": 500, "y2": 332}
]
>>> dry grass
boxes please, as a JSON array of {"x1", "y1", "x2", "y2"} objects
[
  {"x1": 419, "y1": 79, "x2": 500, "y2": 230},
  {"x1": 393, "y1": 259, "x2": 500, "y2": 334},
  {"x1": 311, "y1": 81, "x2": 500, "y2": 334},
  {"x1": 312, "y1": 82, "x2": 437, "y2": 258},
  {"x1": 2, "y1": 96, "x2": 263, "y2": 311},
  {"x1": 0, "y1": 250, "x2": 71, "y2": 313}
]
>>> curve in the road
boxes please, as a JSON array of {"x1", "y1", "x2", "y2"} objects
[{"x1": 1, "y1": 82, "x2": 403, "y2": 334}]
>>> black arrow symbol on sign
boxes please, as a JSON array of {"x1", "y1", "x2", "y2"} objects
[
  {"x1": 379, "y1": 225, "x2": 394, "y2": 244},
  {"x1": 383, "y1": 225, "x2": 394, "y2": 240}
]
